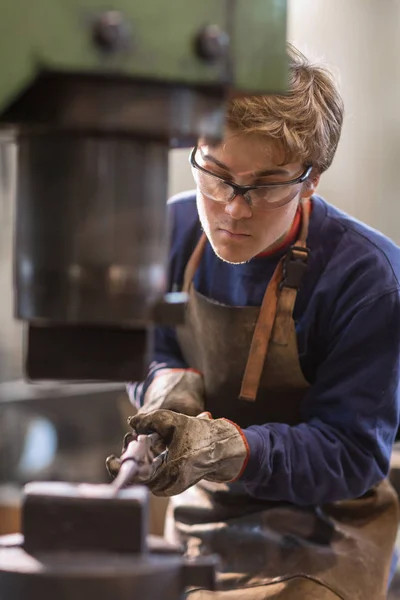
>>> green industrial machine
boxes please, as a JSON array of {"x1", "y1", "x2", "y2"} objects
[{"x1": 0, "y1": 0, "x2": 287, "y2": 107}]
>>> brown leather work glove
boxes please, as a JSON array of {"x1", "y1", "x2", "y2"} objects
[
  {"x1": 129, "y1": 409, "x2": 250, "y2": 497},
  {"x1": 131, "y1": 369, "x2": 205, "y2": 417}
]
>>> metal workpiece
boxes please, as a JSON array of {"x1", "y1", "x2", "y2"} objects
[
  {"x1": 23, "y1": 481, "x2": 148, "y2": 554},
  {"x1": 0, "y1": 482, "x2": 218, "y2": 600}
]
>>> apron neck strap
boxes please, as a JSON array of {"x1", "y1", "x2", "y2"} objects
[
  {"x1": 239, "y1": 199, "x2": 311, "y2": 402},
  {"x1": 298, "y1": 198, "x2": 310, "y2": 247},
  {"x1": 182, "y1": 233, "x2": 208, "y2": 293}
]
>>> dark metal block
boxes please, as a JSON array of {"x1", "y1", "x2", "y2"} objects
[
  {"x1": 22, "y1": 482, "x2": 148, "y2": 554},
  {"x1": 26, "y1": 324, "x2": 148, "y2": 381}
]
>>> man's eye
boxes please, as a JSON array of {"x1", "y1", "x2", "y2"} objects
[
  {"x1": 202, "y1": 165, "x2": 229, "y2": 180},
  {"x1": 254, "y1": 179, "x2": 279, "y2": 186},
  {"x1": 212, "y1": 171, "x2": 230, "y2": 180}
]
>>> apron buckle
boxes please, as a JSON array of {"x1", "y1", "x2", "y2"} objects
[{"x1": 280, "y1": 245, "x2": 310, "y2": 290}]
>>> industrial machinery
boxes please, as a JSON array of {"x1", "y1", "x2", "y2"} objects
[
  {"x1": 0, "y1": 1, "x2": 287, "y2": 598},
  {"x1": 0, "y1": 0, "x2": 287, "y2": 382}
]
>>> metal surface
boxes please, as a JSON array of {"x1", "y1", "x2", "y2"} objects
[
  {"x1": 1, "y1": 74, "x2": 226, "y2": 143},
  {"x1": 0, "y1": 547, "x2": 194, "y2": 600},
  {"x1": 0, "y1": 0, "x2": 287, "y2": 114},
  {"x1": 23, "y1": 482, "x2": 147, "y2": 553},
  {"x1": 0, "y1": 482, "x2": 217, "y2": 600},
  {"x1": 13, "y1": 127, "x2": 194, "y2": 380},
  {"x1": 25, "y1": 324, "x2": 150, "y2": 380},
  {"x1": 0, "y1": 139, "x2": 21, "y2": 383},
  {"x1": 232, "y1": 0, "x2": 288, "y2": 94},
  {"x1": 15, "y1": 133, "x2": 168, "y2": 326}
]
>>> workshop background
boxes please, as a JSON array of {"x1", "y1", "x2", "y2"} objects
[{"x1": 1, "y1": 1, "x2": 400, "y2": 595}]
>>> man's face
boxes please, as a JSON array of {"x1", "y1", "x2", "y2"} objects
[{"x1": 194, "y1": 131, "x2": 314, "y2": 264}]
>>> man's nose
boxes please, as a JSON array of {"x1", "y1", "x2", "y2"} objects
[{"x1": 224, "y1": 194, "x2": 252, "y2": 220}]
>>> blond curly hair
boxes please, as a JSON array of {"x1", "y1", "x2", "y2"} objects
[{"x1": 226, "y1": 43, "x2": 344, "y2": 173}]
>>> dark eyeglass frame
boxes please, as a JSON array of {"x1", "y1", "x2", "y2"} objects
[{"x1": 190, "y1": 145, "x2": 313, "y2": 202}]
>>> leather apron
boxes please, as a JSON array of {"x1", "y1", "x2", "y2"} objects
[{"x1": 168, "y1": 200, "x2": 399, "y2": 600}]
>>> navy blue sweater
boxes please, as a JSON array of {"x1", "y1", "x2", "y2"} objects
[{"x1": 133, "y1": 191, "x2": 400, "y2": 506}]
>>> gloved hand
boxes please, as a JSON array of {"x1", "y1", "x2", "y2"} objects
[
  {"x1": 129, "y1": 409, "x2": 250, "y2": 496},
  {"x1": 128, "y1": 368, "x2": 205, "y2": 417}
]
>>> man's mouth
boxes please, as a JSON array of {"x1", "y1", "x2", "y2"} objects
[{"x1": 218, "y1": 228, "x2": 251, "y2": 238}]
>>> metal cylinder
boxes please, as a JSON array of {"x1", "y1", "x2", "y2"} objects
[{"x1": 14, "y1": 133, "x2": 169, "y2": 327}]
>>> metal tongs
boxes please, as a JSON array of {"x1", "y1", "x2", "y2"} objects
[{"x1": 109, "y1": 431, "x2": 167, "y2": 493}]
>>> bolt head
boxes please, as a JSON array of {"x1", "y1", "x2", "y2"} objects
[
  {"x1": 92, "y1": 11, "x2": 132, "y2": 54},
  {"x1": 195, "y1": 25, "x2": 230, "y2": 63}
]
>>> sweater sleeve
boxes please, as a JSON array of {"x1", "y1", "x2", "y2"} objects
[
  {"x1": 127, "y1": 326, "x2": 189, "y2": 408},
  {"x1": 240, "y1": 289, "x2": 400, "y2": 505}
]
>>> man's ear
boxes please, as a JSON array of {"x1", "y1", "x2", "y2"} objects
[{"x1": 301, "y1": 173, "x2": 320, "y2": 199}]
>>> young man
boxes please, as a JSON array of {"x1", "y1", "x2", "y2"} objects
[{"x1": 111, "y1": 45, "x2": 400, "y2": 599}]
